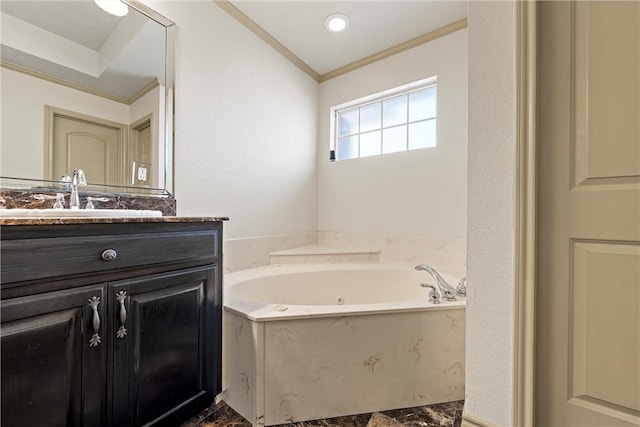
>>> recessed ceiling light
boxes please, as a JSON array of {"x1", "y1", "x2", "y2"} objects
[
  {"x1": 324, "y1": 13, "x2": 349, "y2": 33},
  {"x1": 95, "y1": 0, "x2": 128, "y2": 17}
]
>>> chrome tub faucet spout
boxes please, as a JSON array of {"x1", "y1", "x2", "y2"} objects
[{"x1": 414, "y1": 264, "x2": 457, "y2": 301}]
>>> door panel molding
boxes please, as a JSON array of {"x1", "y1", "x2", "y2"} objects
[
  {"x1": 568, "y1": 396, "x2": 639, "y2": 425},
  {"x1": 571, "y1": 2, "x2": 640, "y2": 189},
  {"x1": 568, "y1": 239, "x2": 640, "y2": 422},
  {"x1": 66, "y1": 131, "x2": 111, "y2": 181},
  {"x1": 44, "y1": 105, "x2": 127, "y2": 185}
]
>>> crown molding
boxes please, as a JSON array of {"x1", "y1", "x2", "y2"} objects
[
  {"x1": 319, "y1": 18, "x2": 467, "y2": 82},
  {"x1": 1, "y1": 61, "x2": 130, "y2": 104},
  {"x1": 1, "y1": 61, "x2": 159, "y2": 105},
  {"x1": 213, "y1": 0, "x2": 467, "y2": 83},
  {"x1": 213, "y1": 0, "x2": 321, "y2": 81},
  {"x1": 128, "y1": 78, "x2": 161, "y2": 104}
]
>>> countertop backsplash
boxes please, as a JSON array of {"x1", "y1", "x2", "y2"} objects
[{"x1": 0, "y1": 189, "x2": 177, "y2": 216}]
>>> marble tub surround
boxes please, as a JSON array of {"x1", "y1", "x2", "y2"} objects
[
  {"x1": 224, "y1": 306, "x2": 465, "y2": 426},
  {"x1": 318, "y1": 232, "x2": 466, "y2": 275},
  {"x1": 223, "y1": 264, "x2": 465, "y2": 425},
  {"x1": 223, "y1": 232, "x2": 466, "y2": 275},
  {"x1": 269, "y1": 245, "x2": 380, "y2": 264},
  {"x1": 181, "y1": 400, "x2": 464, "y2": 427},
  {"x1": 0, "y1": 189, "x2": 177, "y2": 216},
  {"x1": 224, "y1": 232, "x2": 317, "y2": 273}
]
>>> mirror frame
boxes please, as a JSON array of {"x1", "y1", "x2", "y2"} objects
[{"x1": 0, "y1": 0, "x2": 175, "y2": 197}]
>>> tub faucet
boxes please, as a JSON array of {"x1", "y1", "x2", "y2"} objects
[
  {"x1": 69, "y1": 169, "x2": 87, "y2": 209},
  {"x1": 414, "y1": 264, "x2": 457, "y2": 301},
  {"x1": 420, "y1": 283, "x2": 441, "y2": 304},
  {"x1": 456, "y1": 277, "x2": 467, "y2": 297}
]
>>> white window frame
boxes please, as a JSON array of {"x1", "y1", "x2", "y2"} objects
[{"x1": 329, "y1": 76, "x2": 437, "y2": 161}]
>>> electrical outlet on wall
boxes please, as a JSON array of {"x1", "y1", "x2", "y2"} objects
[
  {"x1": 131, "y1": 161, "x2": 151, "y2": 186},
  {"x1": 138, "y1": 166, "x2": 147, "y2": 181}
]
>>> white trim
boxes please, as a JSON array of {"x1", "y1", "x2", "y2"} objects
[
  {"x1": 331, "y1": 76, "x2": 437, "y2": 112},
  {"x1": 319, "y1": 19, "x2": 466, "y2": 82},
  {"x1": 513, "y1": 1, "x2": 537, "y2": 426},
  {"x1": 213, "y1": 0, "x2": 467, "y2": 83},
  {"x1": 462, "y1": 413, "x2": 501, "y2": 427},
  {"x1": 213, "y1": 0, "x2": 321, "y2": 81},
  {"x1": 1, "y1": 61, "x2": 131, "y2": 105},
  {"x1": 329, "y1": 77, "x2": 437, "y2": 157}
]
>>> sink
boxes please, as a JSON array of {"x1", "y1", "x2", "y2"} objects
[{"x1": 0, "y1": 209, "x2": 163, "y2": 218}]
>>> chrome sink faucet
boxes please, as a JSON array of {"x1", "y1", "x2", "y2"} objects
[
  {"x1": 415, "y1": 264, "x2": 457, "y2": 301},
  {"x1": 69, "y1": 169, "x2": 87, "y2": 209}
]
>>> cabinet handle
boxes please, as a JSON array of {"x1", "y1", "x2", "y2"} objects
[
  {"x1": 115, "y1": 291, "x2": 127, "y2": 338},
  {"x1": 101, "y1": 249, "x2": 117, "y2": 261},
  {"x1": 88, "y1": 296, "x2": 101, "y2": 347}
]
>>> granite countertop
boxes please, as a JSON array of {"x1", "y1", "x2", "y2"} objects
[{"x1": 0, "y1": 216, "x2": 229, "y2": 226}]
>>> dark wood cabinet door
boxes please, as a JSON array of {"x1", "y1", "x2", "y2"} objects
[
  {"x1": 1, "y1": 284, "x2": 107, "y2": 427},
  {"x1": 109, "y1": 265, "x2": 220, "y2": 426}
]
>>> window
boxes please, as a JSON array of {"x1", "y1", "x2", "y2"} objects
[{"x1": 330, "y1": 78, "x2": 437, "y2": 161}]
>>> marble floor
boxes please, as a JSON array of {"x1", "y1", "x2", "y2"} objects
[{"x1": 182, "y1": 400, "x2": 464, "y2": 427}]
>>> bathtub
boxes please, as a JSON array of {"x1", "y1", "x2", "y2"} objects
[{"x1": 223, "y1": 263, "x2": 465, "y2": 426}]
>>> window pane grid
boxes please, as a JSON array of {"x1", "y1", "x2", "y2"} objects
[
  {"x1": 334, "y1": 83, "x2": 436, "y2": 161},
  {"x1": 356, "y1": 85, "x2": 435, "y2": 111}
]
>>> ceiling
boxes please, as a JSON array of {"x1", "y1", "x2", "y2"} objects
[
  {"x1": 0, "y1": 0, "x2": 468, "y2": 98},
  {"x1": 226, "y1": 1, "x2": 468, "y2": 78},
  {"x1": 0, "y1": 1, "x2": 166, "y2": 102},
  {"x1": 1, "y1": 1, "x2": 123, "y2": 50}
]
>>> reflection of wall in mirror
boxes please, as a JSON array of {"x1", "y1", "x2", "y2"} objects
[{"x1": 0, "y1": 66, "x2": 163, "y2": 187}]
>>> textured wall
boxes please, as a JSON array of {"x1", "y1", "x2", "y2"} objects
[
  {"x1": 465, "y1": 1, "x2": 516, "y2": 425},
  {"x1": 145, "y1": 0, "x2": 319, "y2": 239},
  {"x1": 317, "y1": 30, "x2": 468, "y2": 239}
]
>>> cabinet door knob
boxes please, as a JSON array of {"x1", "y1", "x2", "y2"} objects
[{"x1": 101, "y1": 249, "x2": 117, "y2": 261}]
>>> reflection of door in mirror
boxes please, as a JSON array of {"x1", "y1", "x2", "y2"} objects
[
  {"x1": 130, "y1": 114, "x2": 153, "y2": 187},
  {"x1": 46, "y1": 107, "x2": 126, "y2": 186}
]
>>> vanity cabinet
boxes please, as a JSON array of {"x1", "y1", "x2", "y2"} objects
[
  {"x1": 109, "y1": 266, "x2": 217, "y2": 426},
  {"x1": 0, "y1": 220, "x2": 223, "y2": 427},
  {"x1": 1, "y1": 284, "x2": 106, "y2": 427}
]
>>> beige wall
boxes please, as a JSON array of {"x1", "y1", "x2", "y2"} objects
[
  {"x1": 144, "y1": 0, "x2": 319, "y2": 239},
  {"x1": 317, "y1": 29, "x2": 468, "y2": 239}
]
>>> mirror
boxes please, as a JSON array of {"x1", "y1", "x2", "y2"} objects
[{"x1": 0, "y1": 0, "x2": 174, "y2": 196}]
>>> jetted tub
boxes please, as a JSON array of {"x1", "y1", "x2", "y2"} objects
[{"x1": 223, "y1": 263, "x2": 465, "y2": 426}]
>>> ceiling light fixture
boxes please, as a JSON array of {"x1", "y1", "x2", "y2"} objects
[
  {"x1": 324, "y1": 13, "x2": 349, "y2": 33},
  {"x1": 95, "y1": 0, "x2": 128, "y2": 17}
]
